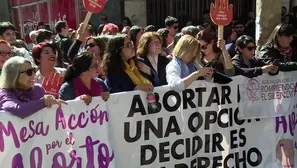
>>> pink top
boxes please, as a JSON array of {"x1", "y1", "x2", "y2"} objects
[{"x1": 73, "y1": 78, "x2": 104, "y2": 97}]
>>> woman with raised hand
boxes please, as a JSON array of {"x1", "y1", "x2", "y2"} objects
[
  {"x1": 0, "y1": 56, "x2": 66, "y2": 118},
  {"x1": 32, "y1": 42, "x2": 66, "y2": 98},
  {"x1": 59, "y1": 52, "x2": 109, "y2": 104}
]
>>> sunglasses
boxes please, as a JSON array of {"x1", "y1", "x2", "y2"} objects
[
  {"x1": 85, "y1": 42, "x2": 96, "y2": 49},
  {"x1": 0, "y1": 51, "x2": 13, "y2": 57},
  {"x1": 201, "y1": 42, "x2": 210, "y2": 50},
  {"x1": 20, "y1": 67, "x2": 37, "y2": 76},
  {"x1": 246, "y1": 46, "x2": 256, "y2": 51}
]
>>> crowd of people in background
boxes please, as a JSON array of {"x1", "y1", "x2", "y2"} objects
[{"x1": 0, "y1": 6, "x2": 296, "y2": 118}]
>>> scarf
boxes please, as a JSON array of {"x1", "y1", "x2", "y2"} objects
[
  {"x1": 10, "y1": 88, "x2": 33, "y2": 102},
  {"x1": 277, "y1": 46, "x2": 293, "y2": 61},
  {"x1": 124, "y1": 59, "x2": 151, "y2": 85},
  {"x1": 173, "y1": 56, "x2": 197, "y2": 78}
]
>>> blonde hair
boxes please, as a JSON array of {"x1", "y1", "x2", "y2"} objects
[
  {"x1": 172, "y1": 35, "x2": 200, "y2": 60},
  {"x1": 0, "y1": 56, "x2": 32, "y2": 89}
]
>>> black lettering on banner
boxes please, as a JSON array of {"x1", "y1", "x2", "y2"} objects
[
  {"x1": 128, "y1": 95, "x2": 146, "y2": 117},
  {"x1": 205, "y1": 111, "x2": 217, "y2": 130},
  {"x1": 188, "y1": 112, "x2": 203, "y2": 133},
  {"x1": 221, "y1": 85, "x2": 232, "y2": 104},
  {"x1": 212, "y1": 133, "x2": 224, "y2": 152},
  {"x1": 159, "y1": 142, "x2": 170, "y2": 163},
  {"x1": 144, "y1": 118, "x2": 163, "y2": 140},
  {"x1": 163, "y1": 91, "x2": 181, "y2": 112},
  {"x1": 218, "y1": 108, "x2": 228, "y2": 128},
  {"x1": 247, "y1": 148, "x2": 262, "y2": 166},
  {"x1": 234, "y1": 108, "x2": 245, "y2": 126},
  {"x1": 186, "y1": 138, "x2": 191, "y2": 158},
  {"x1": 124, "y1": 121, "x2": 141, "y2": 142},
  {"x1": 230, "y1": 130, "x2": 238, "y2": 149},
  {"x1": 195, "y1": 87, "x2": 206, "y2": 107},
  {"x1": 235, "y1": 150, "x2": 247, "y2": 168},
  {"x1": 206, "y1": 87, "x2": 220, "y2": 107},
  {"x1": 183, "y1": 89, "x2": 196, "y2": 109},
  {"x1": 197, "y1": 157, "x2": 210, "y2": 168},
  {"x1": 171, "y1": 139, "x2": 184, "y2": 160},
  {"x1": 224, "y1": 153, "x2": 234, "y2": 168},
  {"x1": 192, "y1": 136, "x2": 203, "y2": 157},
  {"x1": 204, "y1": 134, "x2": 210, "y2": 153},
  {"x1": 239, "y1": 128, "x2": 246, "y2": 147},
  {"x1": 141, "y1": 145, "x2": 157, "y2": 165},
  {"x1": 175, "y1": 164, "x2": 188, "y2": 168},
  {"x1": 165, "y1": 116, "x2": 182, "y2": 137},
  {"x1": 213, "y1": 156, "x2": 223, "y2": 167},
  {"x1": 191, "y1": 158, "x2": 197, "y2": 168},
  {"x1": 237, "y1": 84, "x2": 241, "y2": 103}
]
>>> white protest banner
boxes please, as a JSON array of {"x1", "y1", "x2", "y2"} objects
[
  {"x1": 0, "y1": 100, "x2": 115, "y2": 168},
  {"x1": 238, "y1": 71, "x2": 297, "y2": 118},
  {"x1": 0, "y1": 73, "x2": 297, "y2": 168}
]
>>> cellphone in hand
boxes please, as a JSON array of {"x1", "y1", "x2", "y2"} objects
[{"x1": 273, "y1": 59, "x2": 280, "y2": 66}]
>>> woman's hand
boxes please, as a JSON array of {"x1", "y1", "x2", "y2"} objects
[
  {"x1": 78, "y1": 94, "x2": 92, "y2": 105},
  {"x1": 101, "y1": 92, "x2": 110, "y2": 101},
  {"x1": 43, "y1": 95, "x2": 68, "y2": 108},
  {"x1": 76, "y1": 23, "x2": 84, "y2": 41},
  {"x1": 135, "y1": 84, "x2": 154, "y2": 92},
  {"x1": 197, "y1": 67, "x2": 213, "y2": 78},
  {"x1": 262, "y1": 64, "x2": 278, "y2": 73},
  {"x1": 217, "y1": 38, "x2": 227, "y2": 51},
  {"x1": 137, "y1": 61, "x2": 152, "y2": 76}
]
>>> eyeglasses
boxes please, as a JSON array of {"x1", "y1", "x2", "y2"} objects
[
  {"x1": 246, "y1": 46, "x2": 256, "y2": 51},
  {"x1": 0, "y1": 51, "x2": 12, "y2": 57},
  {"x1": 85, "y1": 42, "x2": 96, "y2": 49},
  {"x1": 20, "y1": 67, "x2": 37, "y2": 76},
  {"x1": 201, "y1": 42, "x2": 210, "y2": 50}
]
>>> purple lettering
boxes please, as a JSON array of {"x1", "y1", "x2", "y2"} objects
[
  {"x1": 52, "y1": 151, "x2": 79, "y2": 168},
  {"x1": 276, "y1": 116, "x2": 287, "y2": 133},
  {"x1": 12, "y1": 153, "x2": 24, "y2": 168},
  {"x1": 55, "y1": 108, "x2": 67, "y2": 130},
  {"x1": 79, "y1": 136, "x2": 100, "y2": 168},
  {"x1": 65, "y1": 133, "x2": 75, "y2": 145},
  {"x1": 30, "y1": 147, "x2": 42, "y2": 168},
  {"x1": 90, "y1": 105, "x2": 108, "y2": 125},
  {"x1": 0, "y1": 121, "x2": 20, "y2": 152},
  {"x1": 36, "y1": 122, "x2": 49, "y2": 136},
  {"x1": 98, "y1": 143, "x2": 114, "y2": 168},
  {"x1": 289, "y1": 112, "x2": 296, "y2": 136}
]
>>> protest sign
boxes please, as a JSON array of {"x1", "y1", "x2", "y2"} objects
[{"x1": 0, "y1": 73, "x2": 296, "y2": 168}]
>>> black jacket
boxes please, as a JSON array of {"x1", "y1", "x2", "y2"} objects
[
  {"x1": 232, "y1": 54, "x2": 265, "y2": 78},
  {"x1": 256, "y1": 44, "x2": 297, "y2": 71},
  {"x1": 140, "y1": 55, "x2": 170, "y2": 86}
]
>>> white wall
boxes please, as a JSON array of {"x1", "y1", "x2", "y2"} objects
[{"x1": 124, "y1": 0, "x2": 147, "y2": 27}]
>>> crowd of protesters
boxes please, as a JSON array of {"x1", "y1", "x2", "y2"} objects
[{"x1": 0, "y1": 6, "x2": 296, "y2": 118}]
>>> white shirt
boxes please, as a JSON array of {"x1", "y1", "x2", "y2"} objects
[{"x1": 147, "y1": 55, "x2": 158, "y2": 72}]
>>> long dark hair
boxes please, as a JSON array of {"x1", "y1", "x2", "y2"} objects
[
  {"x1": 265, "y1": 23, "x2": 295, "y2": 47},
  {"x1": 101, "y1": 34, "x2": 127, "y2": 75},
  {"x1": 129, "y1": 26, "x2": 143, "y2": 46},
  {"x1": 63, "y1": 52, "x2": 94, "y2": 82}
]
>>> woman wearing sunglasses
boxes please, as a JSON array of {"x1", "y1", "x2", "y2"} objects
[
  {"x1": 102, "y1": 34, "x2": 157, "y2": 93},
  {"x1": 232, "y1": 35, "x2": 278, "y2": 78},
  {"x1": 196, "y1": 30, "x2": 235, "y2": 77},
  {"x1": 59, "y1": 52, "x2": 109, "y2": 104},
  {"x1": 0, "y1": 56, "x2": 66, "y2": 118},
  {"x1": 32, "y1": 42, "x2": 66, "y2": 98}
]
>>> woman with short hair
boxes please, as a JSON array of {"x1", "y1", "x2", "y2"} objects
[
  {"x1": 232, "y1": 35, "x2": 278, "y2": 78},
  {"x1": 0, "y1": 56, "x2": 66, "y2": 118},
  {"x1": 166, "y1": 35, "x2": 213, "y2": 92}
]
